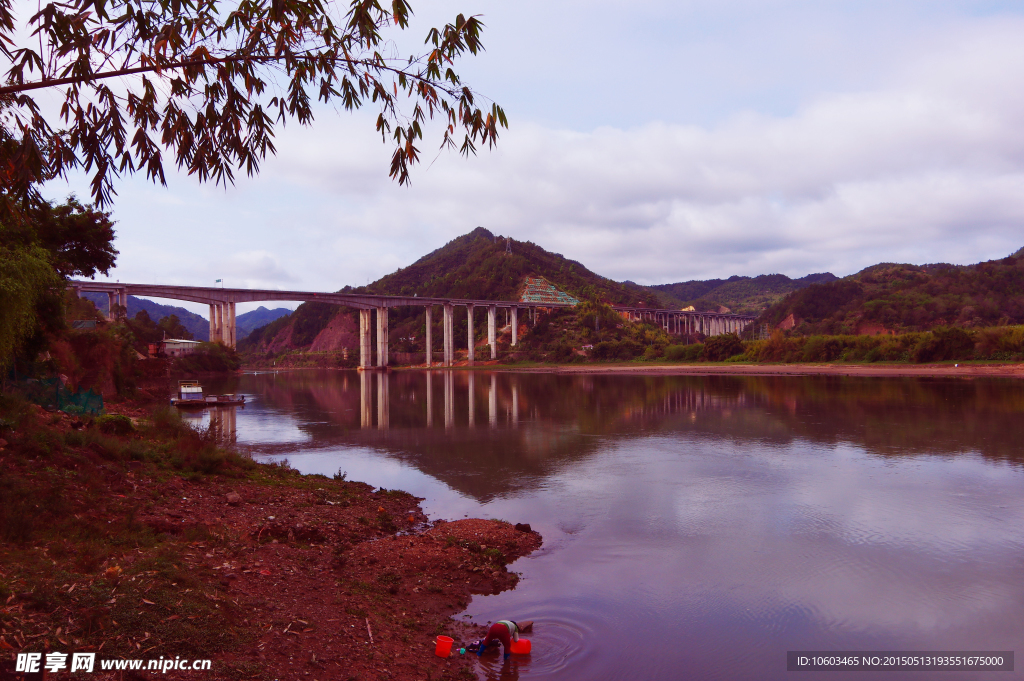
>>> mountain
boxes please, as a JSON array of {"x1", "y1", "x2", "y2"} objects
[
  {"x1": 236, "y1": 306, "x2": 292, "y2": 339},
  {"x1": 363, "y1": 227, "x2": 658, "y2": 305},
  {"x1": 645, "y1": 272, "x2": 838, "y2": 314},
  {"x1": 79, "y1": 293, "x2": 289, "y2": 342},
  {"x1": 759, "y1": 252, "x2": 1024, "y2": 334},
  {"x1": 241, "y1": 228, "x2": 662, "y2": 354},
  {"x1": 81, "y1": 292, "x2": 210, "y2": 340}
]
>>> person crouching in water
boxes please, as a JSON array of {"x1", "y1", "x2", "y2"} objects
[{"x1": 476, "y1": 620, "x2": 532, "y2": 661}]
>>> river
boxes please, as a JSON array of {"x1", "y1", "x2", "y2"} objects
[{"x1": 192, "y1": 370, "x2": 1024, "y2": 680}]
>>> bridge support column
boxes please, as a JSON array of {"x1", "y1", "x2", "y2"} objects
[
  {"x1": 213, "y1": 304, "x2": 224, "y2": 343},
  {"x1": 107, "y1": 292, "x2": 117, "y2": 321},
  {"x1": 443, "y1": 304, "x2": 454, "y2": 366},
  {"x1": 467, "y1": 304, "x2": 475, "y2": 365},
  {"x1": 227, "y1": 302, "x2": 236, "y2": 349},
  {"x1": 359, "y1": 309, "x2": 372, "y2": 369},
  {"x1": 511, "y1": 308, "x2": 518, "y2": 346},
  {"x1": 376, "y1": 307, "x2": 389, "y2": 367},
  {"x1": 425, "y1": 307, "x2": 433, "y2": 367},
  {"x1": 488, "y1": 305, "x2": 497, "y2": 359},
  {"x1": 118, "y1": 289, "x2": 127, "y2": 321}
]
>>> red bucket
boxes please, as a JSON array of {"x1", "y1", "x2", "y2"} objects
[
  {"x1": 435, "y1": 635, "x2": 454, "y2": 658},
  {"x1": 510, "y1": 638, "x2": 531, "y2": 654}
]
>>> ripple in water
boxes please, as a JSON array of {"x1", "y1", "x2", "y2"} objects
[{"x1": 470, "y1": 604, "x2": 605, "y2": 680}]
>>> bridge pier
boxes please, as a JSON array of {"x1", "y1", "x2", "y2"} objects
[
  {"x1": 467, "y1": 304, "x2": 475, "y2": 365},
  {"x1": 425, "y1": 307, "x2": 433, "y2": 367},
  {"x1": 376, "y1": 307, "x2": 389, "y2": 368},
  {"x1": 511, "y1": 307, "x2": 518, "y2": 346},
  {"x1": 443, "y1": 304, "x2": 454, "y2": 366},
  {"x1": 488, "y1": 305, "x2": 497, "y2": 359},
  {"x1": 227, "y1": 302, "x2": 236, "y2": 348},
  {"x1": 359, "y1": 309, "x2": 372, "y2": 369}
]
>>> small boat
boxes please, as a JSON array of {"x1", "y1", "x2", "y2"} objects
[{"x1": 171, "y1": 380, "x2": 246, "y2": 408}]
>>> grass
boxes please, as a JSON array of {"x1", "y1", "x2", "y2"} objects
[{"x1": 0, "y1": 397, "x2": 286, "y2": 664}]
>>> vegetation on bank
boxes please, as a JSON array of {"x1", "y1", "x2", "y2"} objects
[
  {"x1": 610, "y1": 326, "x2": 1024, "y2": 365},
  {"x1": 0, "y1": 398, "x2": 260, "y2": 664},
  {"x1": 241, "y1": 295, "x2": 1024, "y2": 368}
]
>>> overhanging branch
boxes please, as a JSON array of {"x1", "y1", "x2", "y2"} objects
[{"x1": 0, "y1": 52, "x2": 450, "y2": 96}]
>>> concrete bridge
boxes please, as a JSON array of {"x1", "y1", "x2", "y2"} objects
[{"x1": 68, "y1": 281, "x2": 756, "y2": 367}]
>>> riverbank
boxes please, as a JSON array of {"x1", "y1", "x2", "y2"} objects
[
  {"x1": 0, "y1": 398, "x2": 541, "y2": 680},
  {"x1": 338, "y1": 360, "x2": 1024, "y2": 379},
  {"x1": 242, "y1": 355, "x2": 1024, "y2": 380},
  {"x1": 502, "y1": 361, "x2": 1024, "y2": 378}
]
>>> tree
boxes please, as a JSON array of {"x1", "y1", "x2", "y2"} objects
[
  {"x1": 0, "y1": 0, "x2": 507, "y2": 211},
  {"x1": 0, "y1": 243, "x2": 61, "y2": 372},
  {"x1": 7, "y1": 197, "x2": 118, "y2": 278},
  {"x1": 0, "y1": 196, "x2": 116, "y2": 370}
]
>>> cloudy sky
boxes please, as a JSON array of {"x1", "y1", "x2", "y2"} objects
[{"x1": 44, "y1": 0, "x2": 1024, "y2": 314}]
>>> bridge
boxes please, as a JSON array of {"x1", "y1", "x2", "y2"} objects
[{"x1": 68, "y1": 281, "x2": 756, "y2": 368}]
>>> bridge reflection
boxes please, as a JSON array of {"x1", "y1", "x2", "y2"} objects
[{"x1": 356, "y1": 371, "x2": 521, "y2": 431}]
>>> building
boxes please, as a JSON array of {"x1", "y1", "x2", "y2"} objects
[{"x1": 161, "y1": 339, "x2": 203, "y2": 357}]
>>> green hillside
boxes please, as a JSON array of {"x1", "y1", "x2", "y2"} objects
[
  {"x1": 647, "y1": 272, "x2": 837, "y2": 314},
  {"x1": 759, "y1": 254, "x2": 1024, "y2": 334},
  {"x1": 363, "y1": 227, "x2": 658, "y2": 305},
  {"x1": 241, "y1": 228, "x2": 660, "y2": 353}
]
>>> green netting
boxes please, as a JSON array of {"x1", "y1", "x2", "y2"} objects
[{"x1": 10, "y1": 377, "x2": 104, "y2": 415}]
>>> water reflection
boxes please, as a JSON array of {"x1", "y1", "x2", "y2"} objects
[
  {"x1": 197, "y1": 371, "x2": 1024, "y2": 680},
  {"x1": 179, "y1": 405, "x2": 238, "y2": 446}
]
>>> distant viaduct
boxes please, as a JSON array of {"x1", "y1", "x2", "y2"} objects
[{"x1": 68, "y1": 281, "x2": 755, "y2": 368}]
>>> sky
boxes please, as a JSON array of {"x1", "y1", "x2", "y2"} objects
[{"x1": 39, "y1": 0, "x2": 1024, "y2": 315}]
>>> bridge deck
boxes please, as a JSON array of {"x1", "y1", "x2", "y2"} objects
[{"x1": 67, "y1": 280, "x2": 756, "y2": 364}]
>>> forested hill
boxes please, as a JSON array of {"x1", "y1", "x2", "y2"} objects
[
  {"x1": 241, "y1": 228, "x2": 661, "y2": 353},
  {"x1": 363, "y1": 227, "x2": 659, "y2": 306},
  {"x1": 645, "y1": 272, "x2": 837, "y2": 314},
  {"x1": 759, "y1": 253, "x2": 1024, "y2": 334}
]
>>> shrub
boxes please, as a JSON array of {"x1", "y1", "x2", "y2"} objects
[
  {"x1": 703, "y1": 334, "x2": 744, "y2": 361},
  {"x1": 665, "y1": 344, "x2": 704, "y2": 361},
  {"x1": 911, "y1": 327, "x2": 975, "y2": 363},
  {"x1": 95, "y1": 414, "x2": 134, "y2": 435},
  {"x1": 641, "y1": 345, "x2": 664, "y2": 361}
]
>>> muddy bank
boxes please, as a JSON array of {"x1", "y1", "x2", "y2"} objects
[
  {"x1": 0, "y1": 401, "x2": 541, "y2": 680},
  {"x1": 499, "y1": 362, "x2": 1024, "y2": 378}
]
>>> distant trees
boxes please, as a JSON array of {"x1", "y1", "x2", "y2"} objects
[
  {"x1": 759, "y1": 257, "x2": 1024, "y2": 335},
  {"x1": 126, "y1": 310, "x2": 194, "y2": 349}
]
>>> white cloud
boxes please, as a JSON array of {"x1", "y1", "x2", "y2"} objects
[
  {"x1": 217, "y1": 250, "x2": 299, "y2": 285},
  {"x1": 44, "y1": 3, "x2": 1024, "y2": 294}
]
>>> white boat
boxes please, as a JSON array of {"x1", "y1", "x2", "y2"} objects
[{"x1": 171, "y1": 380, "x2": 245, "y2": 408}]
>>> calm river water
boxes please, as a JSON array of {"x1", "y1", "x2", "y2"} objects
[{"x1": 194, "y1": 370, "x2": 1024, "y2": 680}]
